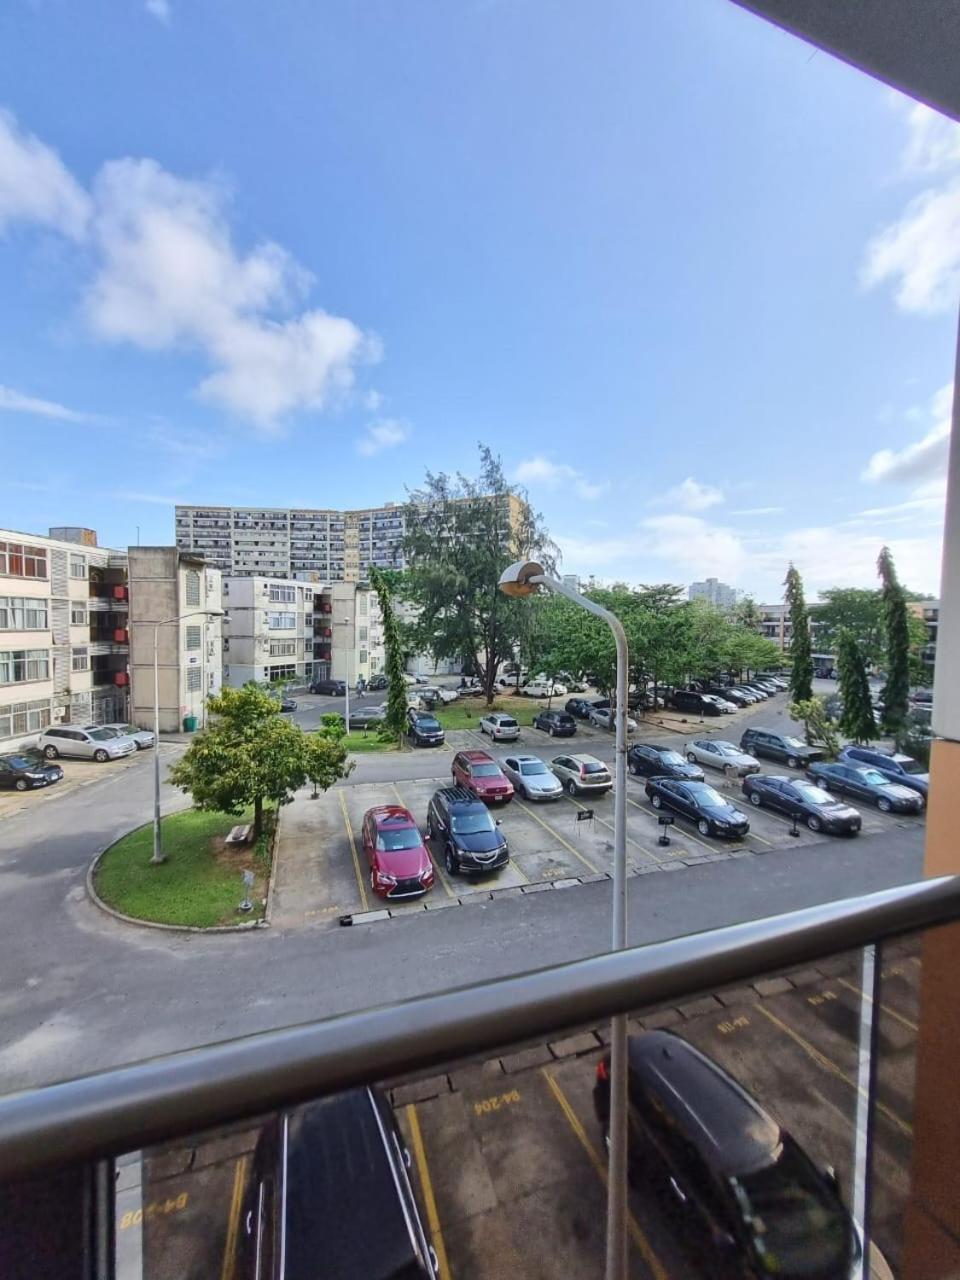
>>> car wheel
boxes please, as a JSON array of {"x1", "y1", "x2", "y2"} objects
[
  {"x1": 787, "y1": 755, "x2": 799, "y2": 769},
  {"x1": 807, "y1": 815, "x2": 821, "y2": 832},
  {"x1": 697, "y1": 818, "x2": 711, "y2": 836},
  {"x1": 748, "y1": 791, "x2": 762, "y2": 807},
  {"x1": 878, "y1": 797, "x2": 892, "y2": 813},
  {"x1": 549, "y1": 726, "x2": 555, "y2": 736},
  {"x1": 686, "y1": 752, "x2": 697, "y2": 764},
  {"x1": 566, "y1": 779, "x2": 577, "y2": 796},
  {"x1": 43, "y1": 745, "x2": 59, "y2": 760},
  {"x1": 15, "y1": 779, "x2": 28, "y2": 792},
  {"x1": 445, "y1": 845, "x2": 459, "y2": 875},
  {"x1": 94, "y1": 749, "x2": 109, "y2": 763},
  {"x1": 651, "y1": 793, "x2": 662, "y2": 809}
]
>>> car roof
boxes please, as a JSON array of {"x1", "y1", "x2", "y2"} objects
[
  {"x1": 566, "y1": 753, "x2": 604, "y2": 765},
  {"x1": 484, "y1": 712, "x2": 514, "y2": 722},
  {"x1": 368, "y1": 805, "x2": 417, "y2": 827},
  {"x1": 628, "y1": 1033, "x2": 781, "y2": 1176},
  {"x1": 461, "y1": 749, "x2": 495, "y2": 762},
  {"x1": 433, "y1": 786, "x2": 484, "y2": 808}
]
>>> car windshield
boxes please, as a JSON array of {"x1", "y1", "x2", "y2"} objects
[
  {"x1": 5, "y1": 755, "x2": 39, "y2": 770},
  {"x1": 417, "y1": 718, "x2": 440, "y2": 730},
  {"x1": 735, "y1": 1140, "x2": 855, "y2": 1273},
  {"x1": 713, "y1": 743, "x2": 739, "y2": 756},
  {"x1": 860, "y1": 769, "x2": 890, "y2": 786},
  {"x1": 451, "y1": 811, "x2": 495, "y2": 835},
  {"x1": 782, "y1": 736, "x2": 806, "y2": 749},
  {"x1": 793, "y1": 783, "x2": 833, "y2": 805},
  {"x1": 520, "y1": 761, "x2": 549, "y2": 775},
  {"x1": 376, "y1": 827, "x2": 422, "y2": 852},
  {"x1": 898, "y1": 758, "x2": 926, "y2": 775},
  {"x1": 686, "y1": 783, "x2": 726, "y2": 806},
  {"x1": 88, "y1": 729, "x2": 115, "y2": 742},
  {"x1": 660, "y1": 751, "x2": 686, "y2": 765},
  {"x1": 471, "y1": 763, "x2": 502, "y2": 777},
  {"x1": 581, "y1": 762, "x2": 608, "y2": 774}
]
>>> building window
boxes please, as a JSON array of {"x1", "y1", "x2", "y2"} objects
[
  {"x1": 359, "y1": 594, "x2": 368, "y2": 615},
  {"x1": 267, "y1": 612, "x2": 296, "y2": 630},
  {"x1": 0, "y1": 543, "x2": 47, "y2": 580},
  {"x1": 0, "y1": 697, "x2": 52, "y2": 740},
  {"x1": 268, "y1": 663, "x2": 296, "y2": 681},
  {"x1": 69, "y1": 556, "x2": 87, "y2": 579},
  {"x1": 0, "y1": 649, "x2": 50, "y2": 684},
  {"x1": 186, "y1": 667, "x2": 202, "y2": 691},
  {"x1": 71, "y1": 647, "x2": 89, "y2": 672},
  {"x1": 269, "y1": 584, "x2": 296, "y2": 603},
  {"x1": 0, "y1": 597, "x2": 49, "y2": 630},
  {"x1": 185, "y1": 626, "x2": 202, "y2": 650},
  {"x1": 269, "y1": 640, "x2": 296, "y2": 656},
  {"x1": 358, "y1": 626, "x2": 367, "y2": 642},
  {"x1": 185, "y1": 571, "x2": 201, "y2": 607},
  {"x1": 359, "y1": 648, "x2": 367, "y2": 664},
  {"x1": 70, "y1": 604, "x2": 87, "y2": 626}
]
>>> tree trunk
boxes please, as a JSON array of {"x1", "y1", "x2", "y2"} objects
[{"x1": 253, "y1": 794, "x2": 263, "y2": 840}]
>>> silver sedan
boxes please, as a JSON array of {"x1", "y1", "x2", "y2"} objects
[
  {"x1": 684, "y1": 738, "x2": 760, "y2": 777},
  {"x1": 498, "y1": 754, "x2": 563, "y2": 801}
]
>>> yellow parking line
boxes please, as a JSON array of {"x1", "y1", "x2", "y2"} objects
[
  {"x1": 836, "y1": 977, "x2": 919, "y2": 1033},
  {"x1": 515, "y1": 797, "x2": 600, "y2": 875},
  {"x1": 406, "y1": 1104, "x2": 452, "y2": 1280},
  {"x1": 757, "y1": 1005, "x2": 912, "y2": 1136},
  {"x1": 390, "y1": 782, "x2": 456, "y2": 898},
  {"x1": 623, "y1": 792, "x2": 716, "y2": 854},
  {"x1": 219, "y1": 1155, "x2": 248, "y2": 1280},
  {"x1": 563, "y1": 792, "x2": 661, "y2": 864},
  {"x1": 542, "y1": 1070, "x2": 668, "y2": 1280},
  {"x1": 337, "y1": 789, "x2": 370, "y2": 912}
]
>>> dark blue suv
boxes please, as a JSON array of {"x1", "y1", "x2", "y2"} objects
[{"x1": 838, "y1": 746, "x2": 928, "y2": 801}]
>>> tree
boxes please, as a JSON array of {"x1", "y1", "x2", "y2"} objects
[
  {"x1": 789, "y1": 698, "x2": 841, "y2": 758},
  {"x1": 369, "y1": 567, "x2": 409, "y2": 745},
  {"x1": 401, "y1": 446, "x2": 555, "y2": 704},
  {"x1": 169, "y1": 684, "x2": 351, "y2": 839},
  {"x1": 810, "y1": 588, "x2": 885, "y2": 670},
  {"x1": 733, "y1": 597, "x2": 763, "y2": 632},
  {"x1": 877, "y1": 546, "x2": 911, "y2": 737},
  {"x1": 836, "y1": 630, "x2": 877, "y2": 743},
  {"x1": 784, "y1": 565, "x2": 813, "y2": 702}
]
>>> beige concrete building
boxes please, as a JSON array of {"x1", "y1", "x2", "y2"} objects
[
  {"x1": 221, "y1": 576, "x2": 317, "y2": 688},
  {"x1": 324, "y1": 580, "x2": 384, "y2": 687},
  {"x1": 127, "y1": 548, "x2": 224, "y2": 733}
]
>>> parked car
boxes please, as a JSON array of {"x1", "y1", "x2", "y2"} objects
[
  {"x1": 706, "y1": 686, "x2": 751, "y2": 708},
  {"x1": 451, "y1": 750, "x2": 514, "y2": 803},
  {"x1": 728, "y1": 686, "x2": 761, "y2": 704},
  {"x1": 645, "y1": 776, "x2": 750, "y2": 838},
  {"x1": 279, "y1": 697, "x2": 298, "y2": 713},
  {"x1": 418, "y1": 686, "x2": 459, "y2": 706},
  {"x1": 806, "y1": 762, "x2": 924, "y2": 814},
  {"x1": 349, "y1": 705, "x2": 387, "y2": 729},
  {"x1": 700, "y1": 693, "x2": 736, "y2": 714},
  {"x1": 743, "y1": 774, "x2": 862, "y2": 834},
  {"x1": 838, "y1": 746, "x2": 929, "y2": 801},
  {"x1": 406, "y1": 709, "x2": 445, "y2": 746},
  {"x1": 593, "y1": 1032, "x2": 869, "y2": 1280},
  {"x1": 739, "y1": 683, "x2": 770, "y2": 700},
  {"x1": 627, "y1": 744, "x2": 704, "y2": 781},
  {"x1": 38, "y1": 725, "x2": 137, "y2": 763},
  {"x1": 740, "y1": 728, "x2": 824, "y2": 769},
  {"x1": 750, "y1": 678, "x2": 780, "y2": 694},
  {"x1": 361, "y1": 805, "x2": 434, "y2": 899},
  {"x1": 232, "y1": 1086, "x2": 439, "y2": 1280},
  {"x1": 669, "y1": 689, "x2": 722, "y2": 717},
  {"x1": 101, "y1": 722, "x2": 156, "y2": 749},
  {"x1": 478, "y1": 712, "x2": 520, "y2": 741},
  {"x1": 556, "y1": 672, "x2": 587, "y2": 692},
  {"x1": 549, "y1": 753, "x2": 613, "y2": 796},
  {"x1": 532, "y1": 709, "x2": 576, "y2": 737},
  {"x1": 425, "y1": 787, "x2": 509, "y2": 876},
  {"x1": 498, "y1": 754, "x2": 563, "y2": 801},
  {"x1": 756, "y1": 673, "x2": 789, "y2": 690},
  {"x1": 0, "y1": 751, "x2": 63, "y2": 791},
  {"x1": 911, "y1": 688, "x2": 934, "y2": 705},
  {"x1": 366, "y1": 673, "x2": 389, "y2": 692},
  {"x1": 684, "y1": 738, "x2": 760, "y2": 776},
  {"x1": 310, "y1": 678, "x2": 346, "y2": 696},
  {"x1": 521, "y1": 679, "x2": 567, "y2": 698},
  {"x1": 587, "y1": 706, "x2": 638, "y2": 732},
  {"x1": 565, "y1": 697, "x2": 595, "y2": 720}
]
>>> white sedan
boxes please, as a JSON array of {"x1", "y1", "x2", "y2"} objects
[
  {"x1": 521, "y1": 680, "x2": 568, "y2": 698},
  {"x1": 684, "y1": 738, "x2": 760, "y2": 776},
  {"x1": 101, "y1": 722, "x2": 156, "y2": 750},
  {"x1": 588, "y1": 707, "x2": 638, "y2": 733}
]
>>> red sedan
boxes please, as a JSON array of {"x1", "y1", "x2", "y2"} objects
[
  {"x1": 361, "y1": 805, "x2": 435, "y2": 899},
  {"x1": 451, "y1": 750, "x2": 515, "y2": 804}
]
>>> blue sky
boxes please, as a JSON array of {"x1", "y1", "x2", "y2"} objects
[{"x1": 0, "y1": 0, "x2": 955, "y2": 600}]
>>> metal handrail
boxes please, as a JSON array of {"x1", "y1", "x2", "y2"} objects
[{"x1": 0, "y1": 875, "x2": 958, "y2": 1182}]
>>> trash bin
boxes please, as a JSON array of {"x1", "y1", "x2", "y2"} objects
[{"x1": 183, "y1": 714, "x2": 198, "y2": 733}]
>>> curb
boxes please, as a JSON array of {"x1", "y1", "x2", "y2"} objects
[{"x1": 86, "y1": 815, "x2": 273, "y2": 936}]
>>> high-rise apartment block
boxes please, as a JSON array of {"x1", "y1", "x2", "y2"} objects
[{"x1": 688, "y1": 577, "x2": 738, "y2": 611}]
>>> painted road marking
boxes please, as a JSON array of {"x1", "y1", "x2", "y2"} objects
[
  {"x1": 836, "y1": 976, "x2": 919, "y2": 1033},
  {"x1": 514, "y1": 797, "x2": 601, "y2": 875},
  {"x1": 473, "y1": 1088, "x2": 521, "y2": 1116},
  {"x1": 623, "y1": 793, "x2": 713, "y2": 855},
  {"x1": 389, "y1": 782, "x2": 457, "y2": 898},
  {"x1": 562, "y1": 792, "x2": 661, "y2": 866},
  {"x1": 542, "y1": 1070, "x2": 668, "y2": 1280},
  {"x1": 406, "y1": 1104, "x2": 452, "y2": 1280},
  {"x1": 757, "y1": 1005, "x2": 912, "y2": 1137},
  {"x1": 337, "y1": 790, "x2": 370, "y2": 912},
  {"x1": 219, "y1": 1155, "x2": 248, "y2": 1280}
]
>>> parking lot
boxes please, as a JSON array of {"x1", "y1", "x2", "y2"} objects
[
  {"x1": 0, "y1": 744, "x2": 171, "y2": 821},
  {"x1": 270, "y1": 709, "x2": 926, "y2": 928},
  {"x1": 115, "y1": 933, "x2": 922, "y2": 1278}
]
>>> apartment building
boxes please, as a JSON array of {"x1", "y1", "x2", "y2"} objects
[
  {"x1": 127, "y1": 548, "x2": 224, "y2": 733},
  {"x1": 221, "y1": 577, "x2": 316, "y2": 688},
  {"x1": 689, "y1": 577, "x2": 738, "y2": 610},
  {"x1": 0, "y1": 527, "x2": 130, "y2": 750},
  {"x1": 323, "y1": 580, "x2": 384, "y2": 686}
]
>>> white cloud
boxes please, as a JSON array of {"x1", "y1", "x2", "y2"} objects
[
  {"x1": 512, "y1": 455, "x2": 605, "y2": 500},
  {"x1": 901, "y1": 102, "x2": 960, "y2": 176},
  {"x1": 654, "y1": 476, "x2": 724, "y2": 513},
  {"x1": 110, "y1": 489, "x2": 181, "y2": 505},
  {"x1": 145, "y1": 0, "x2": 171, "y2": 21},
  {"x1": 356, "y1": 418, "x2": 408, "y2": 456},
  {"x1": 0, "y1": 383, "x2": 89, "y2": 421},
  {"x1": 729, "y1": 506, "x2": 783, "y2": 517},
  {"x1": 861, "y1": 180, "x2": 960, "y2": 314},
  {"x1": 862, "y1": 383, "x2": 952, "y2": 483},
  {"x1": 0, "y1": 109, "x2": 90, "y2": 239}
]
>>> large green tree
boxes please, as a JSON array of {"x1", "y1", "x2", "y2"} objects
[
  {"x1": 368, "y1": 567, "x2": 409, "y2": 745},
  {"x1": 877, "y1": 546, "x2": 911, "y2": 737},
  {"x1": 733, "y1": 596, "x2": 763, "y2": 632},
  {"x1": 784, "y1": 565, "x2": 813, "y2": 702},
  {"x1": 810, "y1": 588, "x2": 885, "y2": 669},
  {"x1": 836, "y1": 630, "x2": 877, "y2": 743},
  {"x1": 169, "y1": 683, "x2": 351, "y2": 839},
  {"x1": 401, "y1": 446, "x2": 555, "y2": 704}
]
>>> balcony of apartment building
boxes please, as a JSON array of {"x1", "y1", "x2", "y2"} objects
[
  {"x1": 87, "y1": 611, "x2": 129, "y2": 656},
  {"x1": 87, "y1": 570, "x2": 128, "y2": 613},
  {"x1": 90, "y1": 653, "x2": 129, "y2": 688}
]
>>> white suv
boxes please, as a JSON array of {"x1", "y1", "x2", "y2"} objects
[{"x1": 39, "y1": 725, "x2": 138, "y2": 762}]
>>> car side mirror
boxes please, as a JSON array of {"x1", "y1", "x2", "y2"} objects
[{"x1": 495, "y1": 819, "x2": 502, "y2": 826}]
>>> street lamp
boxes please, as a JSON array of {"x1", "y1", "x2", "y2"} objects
[
  {"x1": 151, "y1": 608, "x2": 226, "y2": 865},
  {"x1": 498, "y1": 560, "x2": 629, "y2": 1280}
]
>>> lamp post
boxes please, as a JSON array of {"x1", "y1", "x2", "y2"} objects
[
  {"x1": 498, "y1": 560, "x2": 629, "y2": 1280},
  {"x1": 151, "y1": 608, "x2": 226, "y2": 866}
]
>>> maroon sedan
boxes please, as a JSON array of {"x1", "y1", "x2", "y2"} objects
[
  {"x1": 361, "y1": 805, "x2": 435, "y2": 899},
  {"x1": 451, "y1": 750, "x2": 515, "y2": 804}
]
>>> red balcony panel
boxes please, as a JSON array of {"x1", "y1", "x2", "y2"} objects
[
  {"x1": 113, "y1": 629, "x2": 129, "y2": 644},
  {"x1": 112, "y1": 585, "x2": 128, "y2": 600},
  {"x1": 114, "y1": 672, "x2": 129, "y2": 686}
]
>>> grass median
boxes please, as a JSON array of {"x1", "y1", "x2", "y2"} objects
[
  {"x1": 94, "y1": 807, "x2": 274, "y2": 928},
  {"x1": 432, "y1": 694, "x2": 537, "y2": 731}
]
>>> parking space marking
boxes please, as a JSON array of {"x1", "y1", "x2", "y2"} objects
[
  {"x1": 561, "y1": 793, "x2": 662, "y2": 866},
  {"x1": 836, "y1": 977, "x2": 919, "y2": 1033},
  {"x1": 542, "y1": 1070, "x2": 668, "y2": 1280},
  {"x1": 757, "y1": 1005, "x2": 912, "y2": 1137},
  {"x1": 406, "y1": 1104, "x2": 452, "y2": 1280},
  {"x1": 389, "y1": 783, "x2": 456, "y2": 898},
  {"x1": 219, "y1": 1155, "x2": 247, "y2": 1280},
  {"x1": 337, "y1": 789, "x2": 370, "y2": 913},
  {"x1": 623, "y1": 793, "x2": 719, "y2": 855},
  {"x1": 513, "y1": 798, "x2": 601, "y2": 875}
]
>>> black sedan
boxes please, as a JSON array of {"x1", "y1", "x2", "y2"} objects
[
  {"x1": 807, "y1": 761, "x2": 924, "y2": 814},
  {"x1": 742, "y1": 774, "x2": 861, "y2": 834},
  {"x1": 406, "y1": 710, "x2": 445, "y2": 746},
  {"x1": 565, "y1": 697, "x2": 594, "y2": 720},
  {"x1": 644, "y1": 777, "x2": 750, "y2": 839},
  {"x1": 627, "y1": 744, "x2": 704, "y2": 781},
  {"x1": 533, "y1": 709, "x2": 576, "y2": 737},
  {"x1": 280, "y1": 696, "x2": 297, "y2": 713},
  {"x1": 0, "y1": 752, "x2": 63, "y2": 791}
]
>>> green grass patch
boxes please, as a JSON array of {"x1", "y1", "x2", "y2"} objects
[
  {"x1": 433, "y1": 694, "x2": 538, "y2": 730},
  {"x1": 94, "y1": 807, "x2": 274, "y2": 928},
  {"x1": 342, "y1": 731, "x2": 400, "y2": 753}
]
